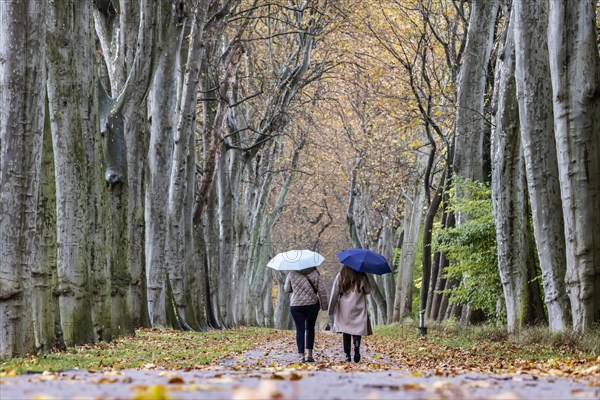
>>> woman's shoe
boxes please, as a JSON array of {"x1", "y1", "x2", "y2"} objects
[
  {"x1": 345, "y1": 354, "x2": 351, "y2": 362},
  {"x1": 306, "y1": 356, "x2": 315, "y2": 362},
  {"x1": 299, "y1": 354, "x2": 305, "y2": 363},
  {"x1": 354, "y1": 346, "x2": 361, "y2": 363}
]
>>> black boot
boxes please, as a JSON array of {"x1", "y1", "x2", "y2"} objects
[
  {"x1": 353, "y1": 337, "x2": 361, "y2": 362},
  {"x1": 354, "y1": 346, "x2": 361, "y2": 362}
]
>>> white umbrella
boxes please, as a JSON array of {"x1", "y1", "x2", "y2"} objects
[{"x1": 266, "y1": 249, "x2": 325, "y2": 271}]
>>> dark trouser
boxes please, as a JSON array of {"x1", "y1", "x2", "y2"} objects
[
  {"x1": 290, "y1": 303, "x2": 320, "y2": 353},
  {"x1": 343, "y1": 333, "x2": 362, "y2": 355}
]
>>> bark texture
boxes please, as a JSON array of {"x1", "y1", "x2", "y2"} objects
[
  {"x1": 493, "y1": 3, "x2": 548, "y2": 333},
  {"x1": 46, "y1": 0, "x2": 95, "y2": 346},
  {"x1": 547, "y1": 0, "x2": 600, "y2": 332},
  {"x1": 0, "y1": 0, "x2": 47, "y2": 357},
  {"x1": 514, "y1": 0, "x2": 572, "y2": 332}
]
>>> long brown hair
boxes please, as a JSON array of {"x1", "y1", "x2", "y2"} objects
[{"x1": 338, "y1": 265, "x2": 368, "y2": 293}]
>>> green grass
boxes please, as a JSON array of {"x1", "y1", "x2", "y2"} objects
[{"x1": 0, "y1": 327, "x2": 288, "y2": 374}]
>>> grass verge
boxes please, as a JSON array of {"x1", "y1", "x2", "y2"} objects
[
  {"x1": 371, "y1": 323, "x2": 599, "y2": 379},
  {"x1": 0, "y1": 327, "x2": 288, "y2": 374}
]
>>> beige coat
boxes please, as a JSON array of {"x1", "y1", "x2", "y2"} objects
[{"x1": 328, "y1": 273, "x2": 372, "y2": 336}]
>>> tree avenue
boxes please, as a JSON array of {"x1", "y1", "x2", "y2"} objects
[{"x1": 1, "y1": 0, "x2": 599, "y2": 357}]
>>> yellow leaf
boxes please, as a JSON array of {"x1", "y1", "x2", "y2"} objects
[
  {"x1": 131, "y1": 384, "x2": 172, "y2": 400},
  {"x1": 410, "y1": 371, "x2": 423, "y2": 377}
]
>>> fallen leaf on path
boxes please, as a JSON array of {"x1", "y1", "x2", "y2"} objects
[
  {"x1": 131, "y1": 384, "x2": 172, "y2": 400},
  {"x1": 169, "y1": 383, "x2": 221, "y2": 392},
  {"x1": 29, "y1": 395, "x2": 58, "y2": 400},
  {"x1": 167, "y1": 376, "x2": 184, "y2": 384},
  {"x1": 231, "y1": 380, "x2": 283, "y2": 400},
  {"x1": 432, "y1": 380, "x2": 454, "y2": 389},
  {"x1": 489, "y1": 391, "x2": 522, "y2": 400},
  {"x1": 402, "y1": 383, "x2": 425, "y2": 390},
  {"x1": 467, "y1": 380, "x2": 496, "y2": 388},
  {"x1": 94, "y1": 376, "x2": 119, "y2": 384}
]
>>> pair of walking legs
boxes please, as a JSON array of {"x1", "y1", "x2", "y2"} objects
[
  {"x1": 290, "y1": 303, "x2": 320, "y2": 362},
  {"x1": 343, "y1": 333, "x2": 362, "y2": 362}
]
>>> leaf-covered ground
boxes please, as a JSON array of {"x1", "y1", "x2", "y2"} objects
[{"x1": 1, "y1": 326, "x2": 598, "y2": 399}]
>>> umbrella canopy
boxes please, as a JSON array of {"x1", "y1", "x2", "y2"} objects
[
  {"x1": 267, "y1": 249, "x2": 325, "y2": 271},
  {"x1": 336, "y1": 248, "x2": 392, "y2": 275}
]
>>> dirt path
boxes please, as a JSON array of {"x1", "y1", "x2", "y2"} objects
[{"x1": 1, "y1": 331, "x2": 598, "y2": 400}]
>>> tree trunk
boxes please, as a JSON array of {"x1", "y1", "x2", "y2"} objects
[
  {"x1": 0, "y1": 0, "x2": 46, "y2": 357},
  {"x1": 453, "y1": 0, "x2": 499, "y2": 188},
  {"x1": 420, "y1": 169, "x2": 446, "y2": 321},
  {"x1": 514, "y1": 0, "x2": 571, "y2": 332},
  {"x1": 165, "y1": 7, "x2": 209, "y2": 329},
  {"x1": 431, "y1": 213, "x2": 454, "y2": 321},
  {"x1": 145, "y1": 12, "x2": 183, "y2": 328},
  {"x1": 46, "y1": 0, "x2": 96, "y2": 346},
  {"x1": 31, "y1": 100, "x2": 63, "y2": 353},
  {"x1": 87, "y1": 85, "x2": 111, "y2": 342},
  {"x1": 95, "y1": 0, "x2": 159, "y2": 331},
  {"x1": 547, "y1": 0, "x2": 600, "y2": 332},
  {"x1": 491, "y1": 4, "x2": 530, "y2": 333},
  {"x1": 393, "y1": 177, "x2": 425, "y2": 322}
]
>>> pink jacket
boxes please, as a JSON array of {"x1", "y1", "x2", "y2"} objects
[{"x1": 284, "y1": 269, "x2": 329, "y2": 310}]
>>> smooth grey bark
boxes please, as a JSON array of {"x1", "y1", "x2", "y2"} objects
[
  {"x1": 46, "y1": 0, "x2": 95, "y2": 346},
  {"x1": 95, "y1": 0, "x2": 159, "y2": 331},
  {"x1": 145, "y1": 6, "x2": 183, "y2": 328},
  {"x1": 491, "y1": 5, "x2": 529, "y2": 333},
  {"x1": 165, "y1": 6, "x2": 210, "y2": 330},
  {"x1": 514, "y1": 0, "x2": 571, "y2": 332},
  {"x1": 393, "y1": 175, "x2": 425, "y2": 322},
  {"x1": 547, "y1": 0, "x2": 600, "y2": 332},
  {"x1": 0, "y1": 0, "x2": 46, "y2": 357},
  {"x1": 453, "y1": 0, "x2": 499, "y2": 188}
]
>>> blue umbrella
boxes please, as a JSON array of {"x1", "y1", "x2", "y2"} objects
[{"x1": 336, "y1": 248, "x2": 392, "y2": 275}]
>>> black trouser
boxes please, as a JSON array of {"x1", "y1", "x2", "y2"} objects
[
  {"x1": 290, "y1": 303, "x2": 320, "y2": 353},
  {"x1": 343, "y1": 333, "x2": 362, "y2": 355}
]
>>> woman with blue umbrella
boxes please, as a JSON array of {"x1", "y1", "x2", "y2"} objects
[{"x1": 328, "y1": 248, "x2": 391, "y2": 362}]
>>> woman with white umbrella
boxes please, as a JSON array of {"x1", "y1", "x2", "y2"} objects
[{"x1": 268, "y1": 250, "x2": 328, "y2": 363}]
